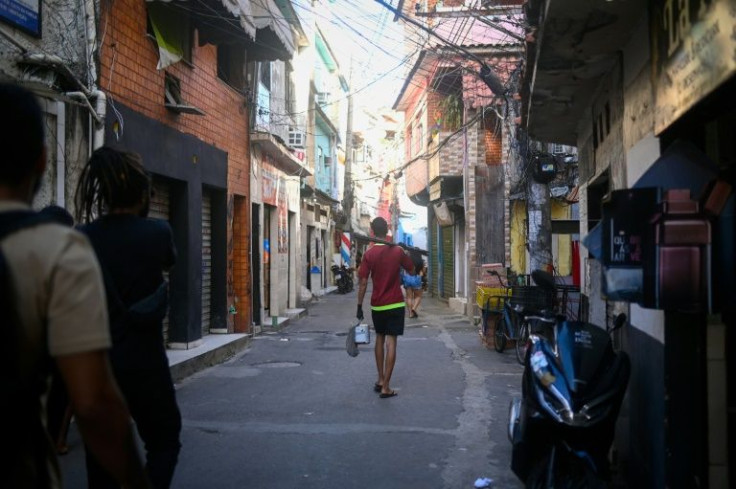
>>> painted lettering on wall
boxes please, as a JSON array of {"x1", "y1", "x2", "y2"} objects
[
  {"x1": 652, "y1": 0, "x2": 734, "y2": 133},
  {"x1": 262, "y1": 159, "x2": 288, "y2": 254}
]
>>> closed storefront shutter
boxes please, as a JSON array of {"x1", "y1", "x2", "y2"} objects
[
  {"x1": 441, "y1": 225, "x2": 454, "y2": 298},
  {"x1": 201, "y1": 188, "x2": 212, "y2": 336},
  {"x1": 429, "y1": 214, "x2": 439, "y2": 297},
  {"x1": 149, "y1": 178, "x2": 171, "y2": 344}
]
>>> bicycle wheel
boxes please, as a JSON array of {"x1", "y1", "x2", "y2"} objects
[
  {"x1": 515, "y1": 320, "x2": 530, "y2": 365},
  {"x1": 494, "y1": 313, "x2": 508, "y2": 353}
]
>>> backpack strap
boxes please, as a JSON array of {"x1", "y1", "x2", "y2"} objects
[{"x1": 1, "y1": 209, "x2": 60, "y2": 487}]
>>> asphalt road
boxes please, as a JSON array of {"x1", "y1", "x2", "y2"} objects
[{"x1": 60, "y1": 289, "x2": 525, "y2": 489}]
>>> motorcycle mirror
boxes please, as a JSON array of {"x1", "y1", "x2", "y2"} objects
[{"x1": 610, "y1": 313, "x2": 627, "y2": 333}]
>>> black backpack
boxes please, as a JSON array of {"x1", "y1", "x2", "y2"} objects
[{"x1": 0, "y1": 210, "x2": 59, "y2": 485}]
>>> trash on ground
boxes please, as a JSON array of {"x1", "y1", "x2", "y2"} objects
[{"x1": 474, "y1": 477, "x2": 493, "y2": 488}]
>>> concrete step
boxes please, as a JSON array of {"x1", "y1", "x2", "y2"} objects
[
  {"x1": 284, "y1": 308, "x2": 307, "y2": 321},
  {"x1": 168, "y1": 333, "x2": 250, "y2": 382}
]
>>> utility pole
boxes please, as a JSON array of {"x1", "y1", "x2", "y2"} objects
[{"x1": 342, "y1": 58, "x2": 354, "y2": 232}]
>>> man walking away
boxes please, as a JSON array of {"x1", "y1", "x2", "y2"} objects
[
  {"x1": 357, "y1": 217, "x2": 415, "y2": 398},
  {"x1": 77, "y1": 147, "x2": 182, "y2": 489},
  {"x1": 0, "y1": 82, "x2": 151, "y2": 488}
]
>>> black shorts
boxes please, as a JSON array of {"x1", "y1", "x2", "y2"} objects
[{"x1": 371, "y1": 307, "x2": 405, "y2": 336}]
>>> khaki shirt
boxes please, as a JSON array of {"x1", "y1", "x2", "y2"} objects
[{"x1": 1, "y1": 200, "x2": 111, "y2": 488}]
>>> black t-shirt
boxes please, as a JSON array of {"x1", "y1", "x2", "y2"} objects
[{"x1": 80, "y1": 214, "x2": 176, "y2": 371}]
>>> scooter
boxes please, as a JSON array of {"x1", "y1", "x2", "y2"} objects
[
  {"x1": 331, "y1": 264, "x2": 354, "y2": 294},
  {"x1": 508, "y1": 312, "x2": 630, "y2": 488}
]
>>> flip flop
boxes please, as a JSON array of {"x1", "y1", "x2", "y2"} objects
[
  {"x1": 373, "y1": 383, "x2": 383, "y2": 393},
  {"x1": 379, "y1": 390, "x2": 398, "y2": 399}
]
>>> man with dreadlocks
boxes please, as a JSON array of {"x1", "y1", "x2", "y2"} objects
[
  {"x1": 0, "y1": 83, "x2": 152, "y2": 488},
  {"x1": 76, "y1": 147, "x2": 182, "y2": 489}
]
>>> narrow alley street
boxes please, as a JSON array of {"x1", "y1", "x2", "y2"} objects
[{"x1": 60, "y1": 290, "x2": 524, "y2": 489}]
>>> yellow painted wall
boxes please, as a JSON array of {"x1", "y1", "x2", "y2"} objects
[
  {"x1": 510, "y1": 200, "x2": 527, "y2": 274},
  {"x1": 511, "y1": 200, "x2": 574, "y2": 276},
  {"x1": 551, "y1": 201, "x2": 572, "y2": 276}
]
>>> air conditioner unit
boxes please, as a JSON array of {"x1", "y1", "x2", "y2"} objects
[{"x1": 288, "y1": 129, "x2": 306, "y2": 148}]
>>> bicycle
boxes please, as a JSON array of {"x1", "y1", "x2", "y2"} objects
[{"x1": 488, "y1": 270, "x2": 558, "y2": 364}]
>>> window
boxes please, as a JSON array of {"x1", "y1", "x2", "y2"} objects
[
  {"x1": 259, "y1": 62, "x2": 271, "y2": 90},
  {"x1": 285, "y1": 62, "x2": 295, "y2": 115},
  {"x1": 217, "y1": 44, "x2": 246, "y2": 91},
  {"x1": 415, "y1": 123, "x2": 424, "y2": 155},
  {"x1": 164, "y1": 72, "x2": 204, "y2": 115},
  {"x1": 165, "y1": 73, "x2": 182, "y2": 105},
  {"x1": 147, "y1": 4, "x2": 193, "y2": 67}
]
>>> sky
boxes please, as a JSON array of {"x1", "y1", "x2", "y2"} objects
[{"x1": 292, "y1": 0, "x2": 410, "y2": 109}]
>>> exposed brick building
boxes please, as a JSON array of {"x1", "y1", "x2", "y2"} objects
[
  {"x1": 98, "y1": 0, "x2": 294, "y2": 346},
  {"x1": 393, "y1": 1, "x2": 523, "y2": 313}
]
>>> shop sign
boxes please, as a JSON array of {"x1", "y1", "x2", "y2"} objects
[
  {"x1": 262, "y1": 165, "x2": 280, "y2": 206},
  {"x1": 652, "y1": 0, "x2": 736, "y2": 133},
  {"x1": 262, "y1": 162, "x2": 288, "y2": 253},
  {"x1": 0, "y1": 0, "x2": 40, "y2": 37}
]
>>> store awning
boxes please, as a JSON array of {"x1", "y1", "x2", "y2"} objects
[
  {"x1": 248, "y1": 0, "x2": 296, "y2": 60},
  {"x1": 146, "y1": 0, "x2": 256, "y2": 42},
  {"x1": 146, "y1": 0, "x2": 294, "y2": 61}
]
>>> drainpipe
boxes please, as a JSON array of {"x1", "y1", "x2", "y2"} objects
[
  {"x1": 91, "y1": 91, "x2": 106, "y2": 149},
  {"x1": 83, "y1": 0, "x2": 106, "y2": 150}
]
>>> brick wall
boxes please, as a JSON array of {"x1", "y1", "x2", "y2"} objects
[
  {"x1": 484, "y1": 120, "x2": 503, "y2": 164},
  {"x1": 99, "y1": 0, "x2": 252, "y2": 331}
]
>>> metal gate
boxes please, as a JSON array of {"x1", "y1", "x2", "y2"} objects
[
  {"x1": 201, "y1": 188, "x2": 212, "y2": 336},
  {"x1": 429, "y1": 214, "x2": 439, "y2": 297},
  {"x1": 263, "y1": 205, "x2": 272, "y2": 314},
  {"x1": 149, "y1": 178, "x2": 171, "y2": 344},
  {"x1": 441, "y1": 225, "x2": 454, "y2": 298}
]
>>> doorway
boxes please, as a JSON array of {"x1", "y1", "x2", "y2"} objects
[{"x1": 251, "y1": 203, "x2": 261, "y2": 326}]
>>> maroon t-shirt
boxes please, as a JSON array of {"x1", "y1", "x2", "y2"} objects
[{"x1": 358, "y1": 244, "x2": 415, "y2": 308}]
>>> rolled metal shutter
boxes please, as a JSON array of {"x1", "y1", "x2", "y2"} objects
[
  {"x1": 429, "y1": 214, "x2": 439, "y2": 297},
  {"x1": 201, "y1": 188, "x2": 212, "y2": 336},
  {"x1": 441, "y1": 225, "x2": 454, "y2": 298},
  {"x1": 149, "y1": 178, "x2": 171, "y2": 344}
]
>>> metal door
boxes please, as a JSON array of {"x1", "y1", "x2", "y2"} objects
[
  {"x1": 441, "y1": 225, "x2": 454, "y2": 298},
  {"x1": 263, "y1": 205, "x2": 272, "y2": 314},
  {"x1": 201, "y1": 188, "x2": 212, "y2": 335},
  {"x1": 429, "y1": 213, "x2": 439, "y2": 297},
  {"x1": 251, "y1": 203, "x2": 261, "y2": 325},
  {"x1": 149, "y1": 178, "x2": 171, "y2": 343}
]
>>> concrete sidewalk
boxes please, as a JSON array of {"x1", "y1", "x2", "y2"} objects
[{"x1": 167, "y1": 286, "x2": 337, "y2": 382}]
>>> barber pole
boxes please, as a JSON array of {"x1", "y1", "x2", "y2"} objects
[{"x1": 341, "y1": 232, "x2": 351, "y2": 265}]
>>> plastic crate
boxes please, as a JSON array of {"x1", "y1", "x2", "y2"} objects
[{"x1": 476, "y1": 284, "x2": 509, "y2": 312}]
